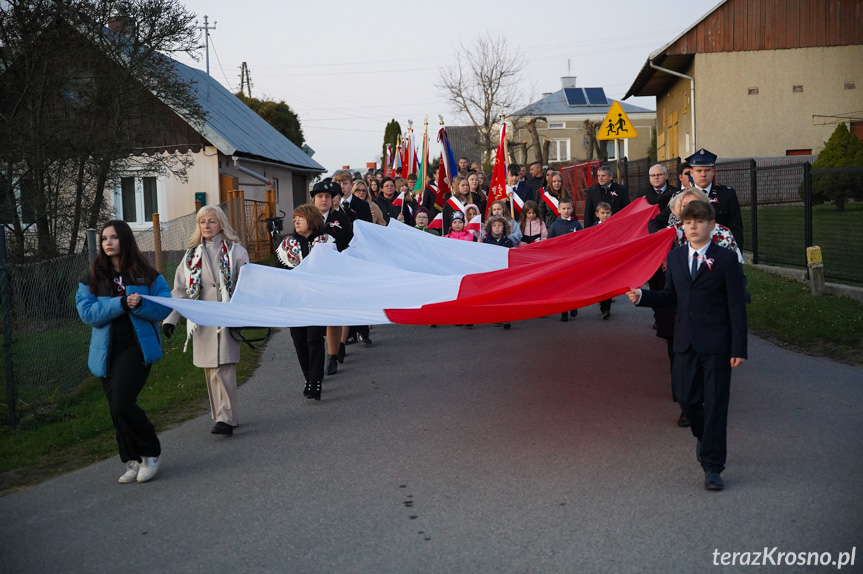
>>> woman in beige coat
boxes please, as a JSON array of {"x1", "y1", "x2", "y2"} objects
[{"x1": 162, "y1": 206, "x2": 249, "y2": 436}]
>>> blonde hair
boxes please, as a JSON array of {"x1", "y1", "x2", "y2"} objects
[
  {"x1": 332, "y1": 170, "x2": 353, "y2": 184},
  {"x1": 188, "y1": 205, "x2": 240, "y2": 248},
  {"x1": 670, "y1": 187, "x2": 709, "y2": 214}
]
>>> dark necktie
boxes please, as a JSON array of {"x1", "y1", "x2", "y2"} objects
[{"x1": 691, "y1": 252, "x2": 699, "y2": 280}]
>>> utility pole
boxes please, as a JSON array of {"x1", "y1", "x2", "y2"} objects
[
  {"x1": 196, "y1": 15, "x2": 217, "y2": 100},
  {"x1": 240, "y1": 62, "x2": 253, "y2": 98}
]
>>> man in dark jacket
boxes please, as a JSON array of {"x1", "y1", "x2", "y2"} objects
[
  {"x1": 583, "y1": 165, "x2": 630, "y2": 228},
  {"x1": 687, "y1": 148, "x2": 745, "y2": 249},
  {"x1": 334, "y1": 170, "x2": 373, "y2": 224},
  {"x1": 637, "y1": 163, "x2": 678, "y2": 210},
  {"x1": 523, "y1": 161, "x2": 545, "y2": 197}
]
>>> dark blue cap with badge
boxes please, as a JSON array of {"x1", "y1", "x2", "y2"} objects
[
  {"x1": 310, "y1": 180, "x2": 341, "y2": 197},
  {"x1": 685, "y1": 148, "x2": 718, "y2": 167}
]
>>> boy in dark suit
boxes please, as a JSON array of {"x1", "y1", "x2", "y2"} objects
[{"x1": 627, "y1": 200, "x2": 747, "y2": 491}]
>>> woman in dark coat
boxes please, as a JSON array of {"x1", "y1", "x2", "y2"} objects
[{"x1": 276, "y1": 203, "x2": 336, "y2": 400}]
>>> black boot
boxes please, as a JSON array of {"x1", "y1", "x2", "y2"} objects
[
  {"x1": 326, "y1": 354, "x2": 338, "y2": 375},
  {"x1": 338, "y1": 342, "x2": 346, "y2": 363},
  {"x1": 307, "y1": 380, "x2": 322, "y2": 401},
  {"x1": 303, "y1": 381, "x2": 313, "y2": 398},
  {"x1": 560, "y1": 312, "x2": 569, "y2": 322}
]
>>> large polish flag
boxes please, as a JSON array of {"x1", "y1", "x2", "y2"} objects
[{"x1": 144, "y1": 199, "x2": 674, "y2": 326}]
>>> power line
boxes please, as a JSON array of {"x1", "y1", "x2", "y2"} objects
[{"x1": 208, "y1": 34, "x2": 234, "y2": 92}]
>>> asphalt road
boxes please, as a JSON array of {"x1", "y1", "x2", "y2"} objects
[{"x1": 1, "y1": 300, "x2": 861, "y2": 573}]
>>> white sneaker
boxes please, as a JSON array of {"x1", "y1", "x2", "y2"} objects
[
  {"x1": 137, "y1": 456, "x2": 160, "y2": 483},
  {"x1": 118, "y1": 460, "x2": 140, "y2": 484}
]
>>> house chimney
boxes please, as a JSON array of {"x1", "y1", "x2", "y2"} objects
[{"x1": 561, "y1": 76, "x2": 577, "y2": 89}]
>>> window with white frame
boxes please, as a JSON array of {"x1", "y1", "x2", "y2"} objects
[
  {"x1": 606, "y1": 140, "x2": 617, "y2": 161},
  {"x1": 117, "y1": 176, "x2": 160, "y2": 226},
  {"x1": 548, "y1": 139, "x2": 571, "y2": 162},
  {"x1": 548, "y1": 122, "x2": 565, "y2": 129}
]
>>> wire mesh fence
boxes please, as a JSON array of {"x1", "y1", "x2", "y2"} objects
[{"x1": 1, "y1": 197, "x2": 275, "y2": 425}]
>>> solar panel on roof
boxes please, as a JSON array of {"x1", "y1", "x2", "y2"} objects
[
  {"x1": 563, "y1": 88, "x2": 587, "y2": 106},
  {"x1": 584, "y1": 88, "x2": 608, "y2": 106}
]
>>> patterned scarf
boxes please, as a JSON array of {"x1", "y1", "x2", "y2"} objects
[{"x1": 182, "y1": 238, "x2": 234, "y2": 351}]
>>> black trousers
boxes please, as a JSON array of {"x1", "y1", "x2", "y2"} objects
[
  {"x1": 102, "y1": 343, "x2": 160, "y2": 463},
  {"x1": 290, "y1": 326, "x2": 326, "y2": 383},
  {"x1": 673, "y1": 347, "x2": 732, "y2": 474}
]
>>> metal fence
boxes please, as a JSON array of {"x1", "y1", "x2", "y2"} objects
[
  {"x1": 1, "y1": 197, "x2": 275, "y2": 425},
  {"x1": 556, "y1": 155, "x2": 861, "y2": 285}
]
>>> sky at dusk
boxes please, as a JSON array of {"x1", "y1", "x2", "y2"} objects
[{"x1": 172, "y1": 0, "x2": 722, "y2": 174}]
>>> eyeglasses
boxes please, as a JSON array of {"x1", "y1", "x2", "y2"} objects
[
  {"x1": 292, "y1": 217, "x2": 305, "y2": 223},
  {"x1": 649, "y1": 173, "x2": 665, "y2": 177}
]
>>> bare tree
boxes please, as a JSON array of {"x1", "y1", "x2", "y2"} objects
[
  {"x1": 0, "y1": 0, "x2": 203, "y2": 260},
  {"x1": 582, "y1": 119, "x2": 606, "y2": 161},
  {"x1": 437, "y1": 33, "x2": 527, "y2": 166}
]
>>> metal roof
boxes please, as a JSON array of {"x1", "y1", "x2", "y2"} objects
[
  {"x1": 170, "y1": 60, "x2": 325, "y2": 173},
  {"x1": 512, "y1": 89, "x2": 654, "y2": 117}
]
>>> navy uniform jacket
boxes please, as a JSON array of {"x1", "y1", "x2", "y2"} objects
[
  {"x1": 547, "y1": 217, "x2": 583, "y2": 238},
  {"x1": 638, "y1": 242, "x2": 747, "y2": 359},
  {"x1": 705, "y1": 184, "x2": 744, "y2": 249},
  {"x1": 584, "y1": 182, "x2": 630, "y2": 228},
  {"x1": 637, "y1": 184, "x2": 679, "y2": 210},
  {"x1": 341, "y1": 195, "x2": 373, "y2": 224}
]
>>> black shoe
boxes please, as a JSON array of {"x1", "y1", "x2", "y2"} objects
[
  {"x1": 677, "y1": 411, "x2": 690, "y2": 427},
  {"x1": 211, "y1": 421, "x2": 233, "y2": 436},
  {"x1": 602, "y1": 310, "x2": 611, "y2": 320},
  {"x1": 696, "y1": 439, "x2": 702, "y2": 463},
  {"x1": 560, "y1": 313, "x2": 569, "y2": 322},
  {"x1": 503, "y1": 323, "x2": 511, "y2": 330},
  {"x1": 307, "y1": 380, "x2": 322, "y2": 401},
  {"x1": 359, "y1": 334, "x2": 373, "y2": 346},
  {"x1": 303, "y1": 381, "x2": 313, "y2": 398},
  {"x1": 337, "y1": 343, "x2": 346, "y2": 363},
  {"x1": 569, "y1": 309, "x2": 578, "y2": 318},
  {"x1": 345, "y1": 335, "x2": 357, "y2": 345},
  {"x1": 326, "y1": 355, "x2": 338, "y2": 375},
  {"x1": 704, "y1": 472, "x2": 724, "y2": 491}
]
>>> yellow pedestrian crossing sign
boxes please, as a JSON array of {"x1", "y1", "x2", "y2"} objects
[{"x1": 597, "y1": 101, "x2": 638, "y2": 140}]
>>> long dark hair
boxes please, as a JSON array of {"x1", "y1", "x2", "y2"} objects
[
  {"x1": 88, "y1": 220, "x2": 159, "y2": 293},
  {"x1": 520, "y1": 200, "x2": 541, "y2": 234}
]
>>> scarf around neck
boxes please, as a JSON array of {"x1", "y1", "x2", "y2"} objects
[{"x1": 182, "y1": 237, "x2": 234, "y2": 351}]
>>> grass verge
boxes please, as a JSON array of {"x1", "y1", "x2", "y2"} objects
[
  {"x1": 745, "y1": 266, "x2": 863, "y2": 364},
  {"x1": 0, "y1": 321, "x2": 271, "y2": 495}
]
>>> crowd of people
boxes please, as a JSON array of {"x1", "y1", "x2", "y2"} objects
[{"x1": 75, "y1": 148, "x2": 747, "y2": 491}]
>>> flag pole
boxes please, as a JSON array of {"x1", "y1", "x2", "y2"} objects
[{"x1": 500, "y1": 114, "x2": 514, "y2": 220}]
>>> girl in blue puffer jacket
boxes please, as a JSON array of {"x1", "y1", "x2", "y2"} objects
[{"x1": 76, "y1": 220, "x2": 172, "y2": 484}]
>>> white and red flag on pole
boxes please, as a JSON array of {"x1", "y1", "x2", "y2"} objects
[
  {"x1": 385, "y1": 144, "x2": 392, "y2": 175},
  {"x1": 392, "y1": 191, "x2": 405, "y2": 207},
  {"x1": 541, "y1": 190, "x2": 560, "y2": 217},
  {"x1": 486, "y1": 120, "x2": 508, "y2": 217},
  {"x1": 427, "y1": 212, "x2": 443, "y2": 229},
  {"x1": 465, "y1": 214, "x2": 482, "y2": 232},
  {"x1": 392, "y1": 143, "x2": 402, "y2": 178}
]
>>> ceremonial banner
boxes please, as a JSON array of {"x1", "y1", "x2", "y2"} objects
[{"x1": 486, "y1": 121, "x2": 508, "y2": 216}]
